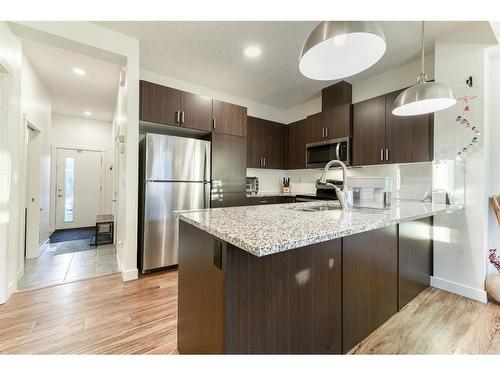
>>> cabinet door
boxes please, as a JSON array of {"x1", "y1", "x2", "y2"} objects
[
  {"x1": 342, "y1": 225, "x2": 398, "y2": 353},
  {"x1": 322, "y1": 104, "x2": 352, "y2": 140},
  {"x1": 399, "y1": 217, "x2": 433, "y2": 310},
  {"x1": 247, "y1": 116, "x2": 267, "y2": 168},
  {"x1": 140, "y1": 80, "x2": 181, "y2": 126},
  {"x1": 385, "y1": 90, "x2": 433, "y2": 163},
  {"x1": 287, "y1": 119, "x2": 307, "y2": 169},
  {"x1": 266, "y1": 122, "x2": 287, "y2": 169},
  {"x1": 180, "y1": 91, "x2": 213, "y2": 132},
  {"x1": 213, "y1": 100, "x2": 247, "y2": 137},
  {"x1": 306, "y1": 112, "x2": 323, "y2": 144},
  {"x1": 352, "y1": 96, "x2": 386, "y2": 166}
]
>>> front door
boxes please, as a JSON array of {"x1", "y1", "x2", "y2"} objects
[{"x1": 55, "y1": 148, "x2": 103, "y2": 230}]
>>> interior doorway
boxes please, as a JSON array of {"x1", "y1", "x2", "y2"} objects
[{"x1": 25, "y1": 123, "x2": 41, "y2": 260}]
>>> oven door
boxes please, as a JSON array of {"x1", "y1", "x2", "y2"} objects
[{"x1": 306, "y1": 137, "x2": 350, "y2": 168}]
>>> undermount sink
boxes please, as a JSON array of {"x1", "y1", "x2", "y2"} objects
[{"x1": 289, "y1": 204, "x2": 341, "y2": 212}]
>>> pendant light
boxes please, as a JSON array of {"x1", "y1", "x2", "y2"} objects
[
  {"x1": 299, "y1": 21, "x2": 386, "y2": 80},
  {"x1": 392, "y1": 21, "x2": 456, "y2": 116}
]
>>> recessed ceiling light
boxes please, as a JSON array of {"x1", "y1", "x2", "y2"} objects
[
  {"x1": 243, "y1": 46, "x2": 262, "y2": 58},
  {"x1": 73, "y1": 67, "x2": 86, "y2": 76},
  {"x1": 84, "y1": 111, "x2": 92, "y2": 116}
]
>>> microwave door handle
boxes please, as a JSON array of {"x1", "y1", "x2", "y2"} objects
[{"x1": 335, "y1": 143, "x2": 341, "y2": 161}]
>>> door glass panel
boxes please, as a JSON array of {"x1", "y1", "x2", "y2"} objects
[{"x1": 64, "y1": 157, "x2": 74, "y2": 222}]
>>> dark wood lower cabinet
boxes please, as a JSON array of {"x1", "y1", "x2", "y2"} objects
[
  {"x1": 178, "y1": 221, "x2": 225, "y2": 354},
  {"x1": 225, "y1": 240, "x2": 342, "y2": 354},
  {"x1": 342, "y1": 225, "x2": 398, "y2": 353},
  {"x1": 398, "y1": 217, "x2": 433, "y2": 309},
  {"x1": 178, "y1": 219, "x2": 432, "y2": 354}
]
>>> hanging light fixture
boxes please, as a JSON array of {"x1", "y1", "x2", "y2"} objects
[
  {"x1": 299, "y1": 21, "x2": 386, "y2": 80},
  {"x1": 392, "y1": 21, "x2": 456, "y2": 116}
]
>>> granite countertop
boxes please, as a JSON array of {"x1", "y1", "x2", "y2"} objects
[{"x1": 176, "y1": 200, "x2": 461, "y2": 257}]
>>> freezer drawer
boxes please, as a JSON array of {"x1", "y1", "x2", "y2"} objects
[
  {"x1": 145, "y1": 133, "x2": 211, "y2": 182},
  {"x1": 141, "y1": 181, "x2": 210, "y2": 271}
]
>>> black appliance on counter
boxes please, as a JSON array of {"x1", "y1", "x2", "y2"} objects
[{"x1": 294, "y1": 179, "x2": 343, "y2": 202}]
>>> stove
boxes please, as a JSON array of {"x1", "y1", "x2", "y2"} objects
[{"x1": 295, "y1": 179, "x2": 343, "y2": 202}]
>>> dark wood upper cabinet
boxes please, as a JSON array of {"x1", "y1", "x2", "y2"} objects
[
  {"x1": 140, "y1": 80, "x2": 181, "y2": 126},
  {"x1": 352, "y1": 89, "x2": 434, "y2": 166},
  {"x1": 212, "y1": 100, "x2": 247, "y2": 137},
  {"x1": 352, "y1": 96, "x2": 386, "y2": 166},
  {"x1": 247, "y1": 116, "x2": 286, "y2": 169},
  {"x1": 247, "y1": 116, "x2": 266, "y2": 168},
  {"x1": 322, "y1": 81, "x2": 352, "y2": 111},
  {"x1": 306, "y1": 112, "x2": 323, "y2": 144},
  {"x1": 180, "y1": 91, "x2": 213, "y2": 132},
  {"x1": 140, "y1": 81, "x2": 250, "y2": 135},
  {"x1": 342, "y1": 225, "x2": 398, "y2": 353},
  {"x1": 322, "y1": 104, "x2": 353, "y2": 140},
  {"x1": 398, "y1": 217, "x2": 433, "y2": 310},
  {"x1": 385, "y1": 90, "x2": 434, "y2": 164},
  {"x1": 287, "y1": 119, "x2": 308, "y2": 169}
]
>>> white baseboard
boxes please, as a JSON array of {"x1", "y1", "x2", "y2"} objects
[
  {"x1": 116, "y1": 252, "x2": 138, "y2": 281},
  {"x1": 121, "y1": 268, "x2": 138, "y2": 281},
  {"x1": 431, "y1": 276, "x2": 488, "y2": 303}
]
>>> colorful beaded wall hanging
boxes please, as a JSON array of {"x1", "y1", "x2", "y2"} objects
[{"x1": 455, "y1": 93, "x2": 480, "y2": 158}]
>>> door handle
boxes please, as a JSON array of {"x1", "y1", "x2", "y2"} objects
[
  {"x1": 380, "y1": 149, "x2": 384, "y2": 161},
  {"x1": 385, "y1": 148, "x2": 389, "y2": 161},
  {"x1": 175, "y1": 110, "x2": 180, "y2": 124},
  {"x1": 321, "y1": 128, "x2": 325, "y2": 138},
  {"x1": 325, "y1": 128, "x2": 329, "y2": 138},
  {"x1": 181, "y1": 111, "x2": 185, "y2": 125},
  {"x1": 212, "y1": 117, "x2": 216, "y2": 129},
  {"x1": 263, "y1": 157, "x2": 266, "y2": 167},
  {"x1": 57, "y1": 194, "x2": 63, "y2": 198}
]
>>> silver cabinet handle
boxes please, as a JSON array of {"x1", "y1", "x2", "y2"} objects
[
  {"x1": 322, "y1": 128, "x2": 325, "y2": 138},
  {"x1": 180, "y1": 111, "x2": 185, "y2": 125},
  {"x1": 380, "y1": 149, "x2": 384, "y2": 161},
  {"x1": 263, "y1": 157, "x2": 266, "y2": 167},
  {"x1": 385, "y1": 148, "x2": 389, "y2": 161},
  {"x1": 175, "y1": 110, "x2": 180, "y2": 124},
  {"x1": 325, "y1": 128, "x2": 329, "y2": 138},
  {"x1": 260, "y1": 157, "x2": 263, "y2": 167},
  {"x1": 213, "y1": 117, "x2": 216, "y2": 129}
]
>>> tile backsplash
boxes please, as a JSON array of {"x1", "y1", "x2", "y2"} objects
[{"x1": 247, "y1": 162, "x2": 434, "y2": 200}]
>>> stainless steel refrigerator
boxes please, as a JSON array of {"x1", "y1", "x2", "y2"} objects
[{"x1": 138, "y1": 133, "x2": 211, "y2": 273}]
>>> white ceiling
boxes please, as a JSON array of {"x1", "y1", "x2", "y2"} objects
[
  {"x1": 22, "y1": 39, "x2": 122, "y2": 122},
  {"x1": 96, "y1": 21, "x2": 492, "y2": 109}
]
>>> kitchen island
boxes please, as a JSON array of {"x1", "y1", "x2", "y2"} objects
[{"x1": 176, "y1": 200, "x2": 458, "y2": 354}]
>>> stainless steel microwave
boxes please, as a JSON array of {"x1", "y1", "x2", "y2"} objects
[{"x1": 306, "y1": 137, "x2": 351, "y2": 168}]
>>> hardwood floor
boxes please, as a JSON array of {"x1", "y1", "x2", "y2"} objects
[
  {"x1": 0, "y1": 270, "x2": 178, "y2": 354},
  {"x1": 1, "y1": 270, "x2": 499, "y2": 354},
  {"x1": 350, "y1": 287, "x2": 500, "y2": 354}
]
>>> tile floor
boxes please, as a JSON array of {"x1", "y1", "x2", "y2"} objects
[{"x1": 18, "y1": 240, "x2": 120, "y2": 290}]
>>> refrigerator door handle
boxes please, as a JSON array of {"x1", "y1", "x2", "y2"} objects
[{"x1": 204, "y1": 182, "x2": 211, "y2": 209}]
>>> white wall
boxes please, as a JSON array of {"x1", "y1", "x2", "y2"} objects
[
  {"x1": 112, "y1": 68, "x2": 131, "y2": 279},
  {"x1": 488, "y1": 51, "x2": 500, "y2": 275},
  {"x1": 432, "y1": 41, "x2": 491, "y2": 303},
  {"x1": 20, "y1": 52, "x2": 52, "y2": 252},
  {"x1": 50, "y1": 114, "x2": 114, "y2": 231},
  {"x1": 0, "y1": 21, "x2": 23, "y2": 304}
]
